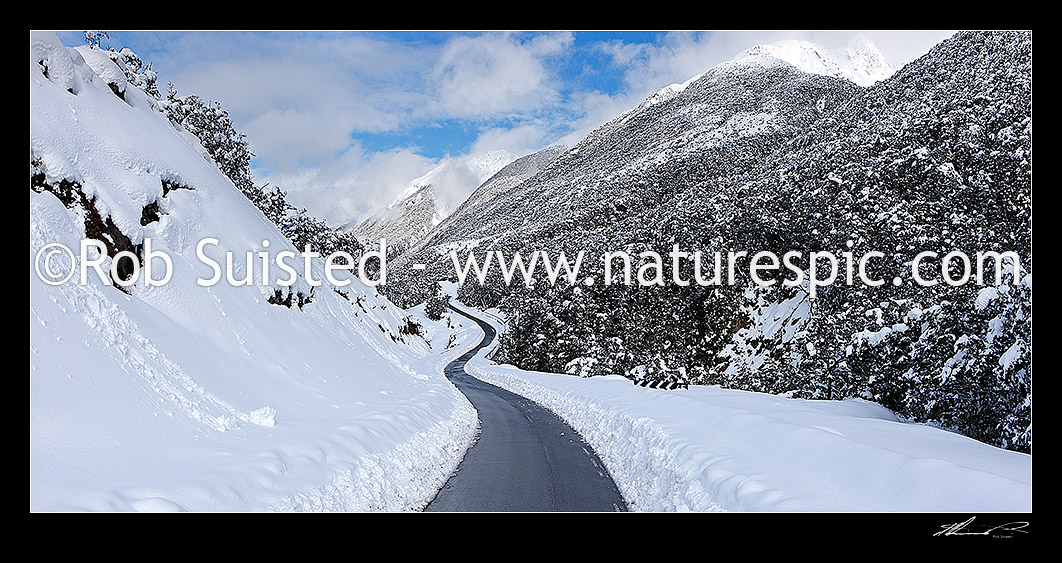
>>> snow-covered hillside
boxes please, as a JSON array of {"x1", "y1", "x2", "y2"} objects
[
  {"x1": 30, "y1": 31, "x2": 477, "y2": 511},
  {"x1": 384, "y1": 38, "x2": 893, "y2": 311},
  {"x1": 381, "y1": 31, "x2": 1031, "y2": 454}
]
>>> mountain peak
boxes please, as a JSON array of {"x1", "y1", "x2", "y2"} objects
[
  {"x1": 349, "y1": 149, "x2": 518, "y2": 249},
  {"x1": 734, "y1": 38, "x2": 895, "y2": 87},
  {"x1": 391, "y1": 149, "x2": 518, "y2": 209}
]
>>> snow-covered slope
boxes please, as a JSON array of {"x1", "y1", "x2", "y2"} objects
[
  {"x1": 382, "y1": 42, "x2": 865, "y2": 309},
  {"x1": 29, "y1": 31, "x2": 476, "y2": 511},
  {"x1": 350, "y1": 150, "x2": 517, "y2": 252},
  {"x1": 383, "y1": 38, "x2": 891, "y2": 307}
]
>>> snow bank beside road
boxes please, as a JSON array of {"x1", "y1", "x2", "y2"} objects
[
  {"x1": 30, "y1": 31, "x2": 477, "y2": 512},
  {"x1": 459, "y1": 307, "x2": 1032, "y2": 512}
]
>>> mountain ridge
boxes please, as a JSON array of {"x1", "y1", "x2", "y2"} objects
[
  {"x1": 348, "y1": 149, "x2": 518, "y2": 252},
  {"x1": 383, "y1": 31, "x2": 1032, "y2": 453},
  {"x1": 735, "y1": 37, "x2": 895, "y2": 87}
]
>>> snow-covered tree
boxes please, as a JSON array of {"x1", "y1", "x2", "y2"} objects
[
  {"x1": 424, "y1": 293, "x2": 450, "y2": 321},
  {"x1": 108, "y1": 48, "x2": 159, "y2": 99},
  {"x1": 160, "y1": 85, "x2": 256, "y2": 198}
]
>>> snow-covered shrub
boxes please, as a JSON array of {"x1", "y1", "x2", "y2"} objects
[{"x1": 424, "y1": 294, "x2": 450, "y2": 321}]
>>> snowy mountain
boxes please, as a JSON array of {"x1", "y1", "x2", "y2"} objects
[
  {"x1": 383, "y1": 32, "x2": 1032, "y2": 453},
  {"x1": 383, "y1": 143, "x2": 568, "y2": 301},
  {"x1": 630, "y1": 37, "x2": 893, "y2": 116},
  {"x1": 379, "y1": 38, "x2": 893, "y2": 291},
  {"x1": 349, "y1": 150, "x2": 517, "y2": 253},
  {"x1": 30, "y1": 31, "x2": 477, "y2": 511},
  {"x1": 735, "y1": 37, "x2": 895, "y2": 87},
  {"x1": 383, "y1": 39, "x2": 866, "y2": 307}
]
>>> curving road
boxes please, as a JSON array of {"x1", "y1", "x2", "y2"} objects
[{"x1": 425, "y1": 305, "x2": 627, "y2": 512}]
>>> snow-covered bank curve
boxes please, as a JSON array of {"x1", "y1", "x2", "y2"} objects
[
  {"x1": 463, "y1": 334, "x2": 720, "y2": 511},
  {"x1": 461, "y1": 309, "x2": 719, "y2": 511},
  {"x1": 273, "y1": 334, "x2": 479, "y2": 512},
  {"x1": 462, "y1": 310, "x2": 1032, "y2": 512}
]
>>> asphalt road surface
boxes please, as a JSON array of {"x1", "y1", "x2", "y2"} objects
[{"x1": 425, "y1": 305, "x2": 627, "y2": 512}]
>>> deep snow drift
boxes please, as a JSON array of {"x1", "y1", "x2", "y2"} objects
[{"x1": 30, "y1": 31, "x2": 477, "y2": 511}]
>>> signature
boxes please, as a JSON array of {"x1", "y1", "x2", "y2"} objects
[{"x1": 935, "y1": 516, "x2": 1029, "y2": 538}]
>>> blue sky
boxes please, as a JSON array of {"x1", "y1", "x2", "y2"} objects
[{"x1": 55, "y1": 30, "x2": 956, "y2": 226}]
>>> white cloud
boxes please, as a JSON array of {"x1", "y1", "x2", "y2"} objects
[
  {"x1": 431, "y1": 31, "x2": 573, "y2": 120},
  {"x1": 420, "y1": 158, "x2": 506, "y2": 216},
  {"x1": 244, "y1": 108, "x2": 355, "y2": 170},
  {"x1": 469, "y1": 124, "x2": 553, "y2": 158},
  {"x1": 261, "y1": 144, "x2": 436, "y2": 227},
  {"x1": 150, "y1": 31, "x2": 588, "y2": 226},
  {"x1": 162, "y1": 33, "x2": 432, "y2": 172}
]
